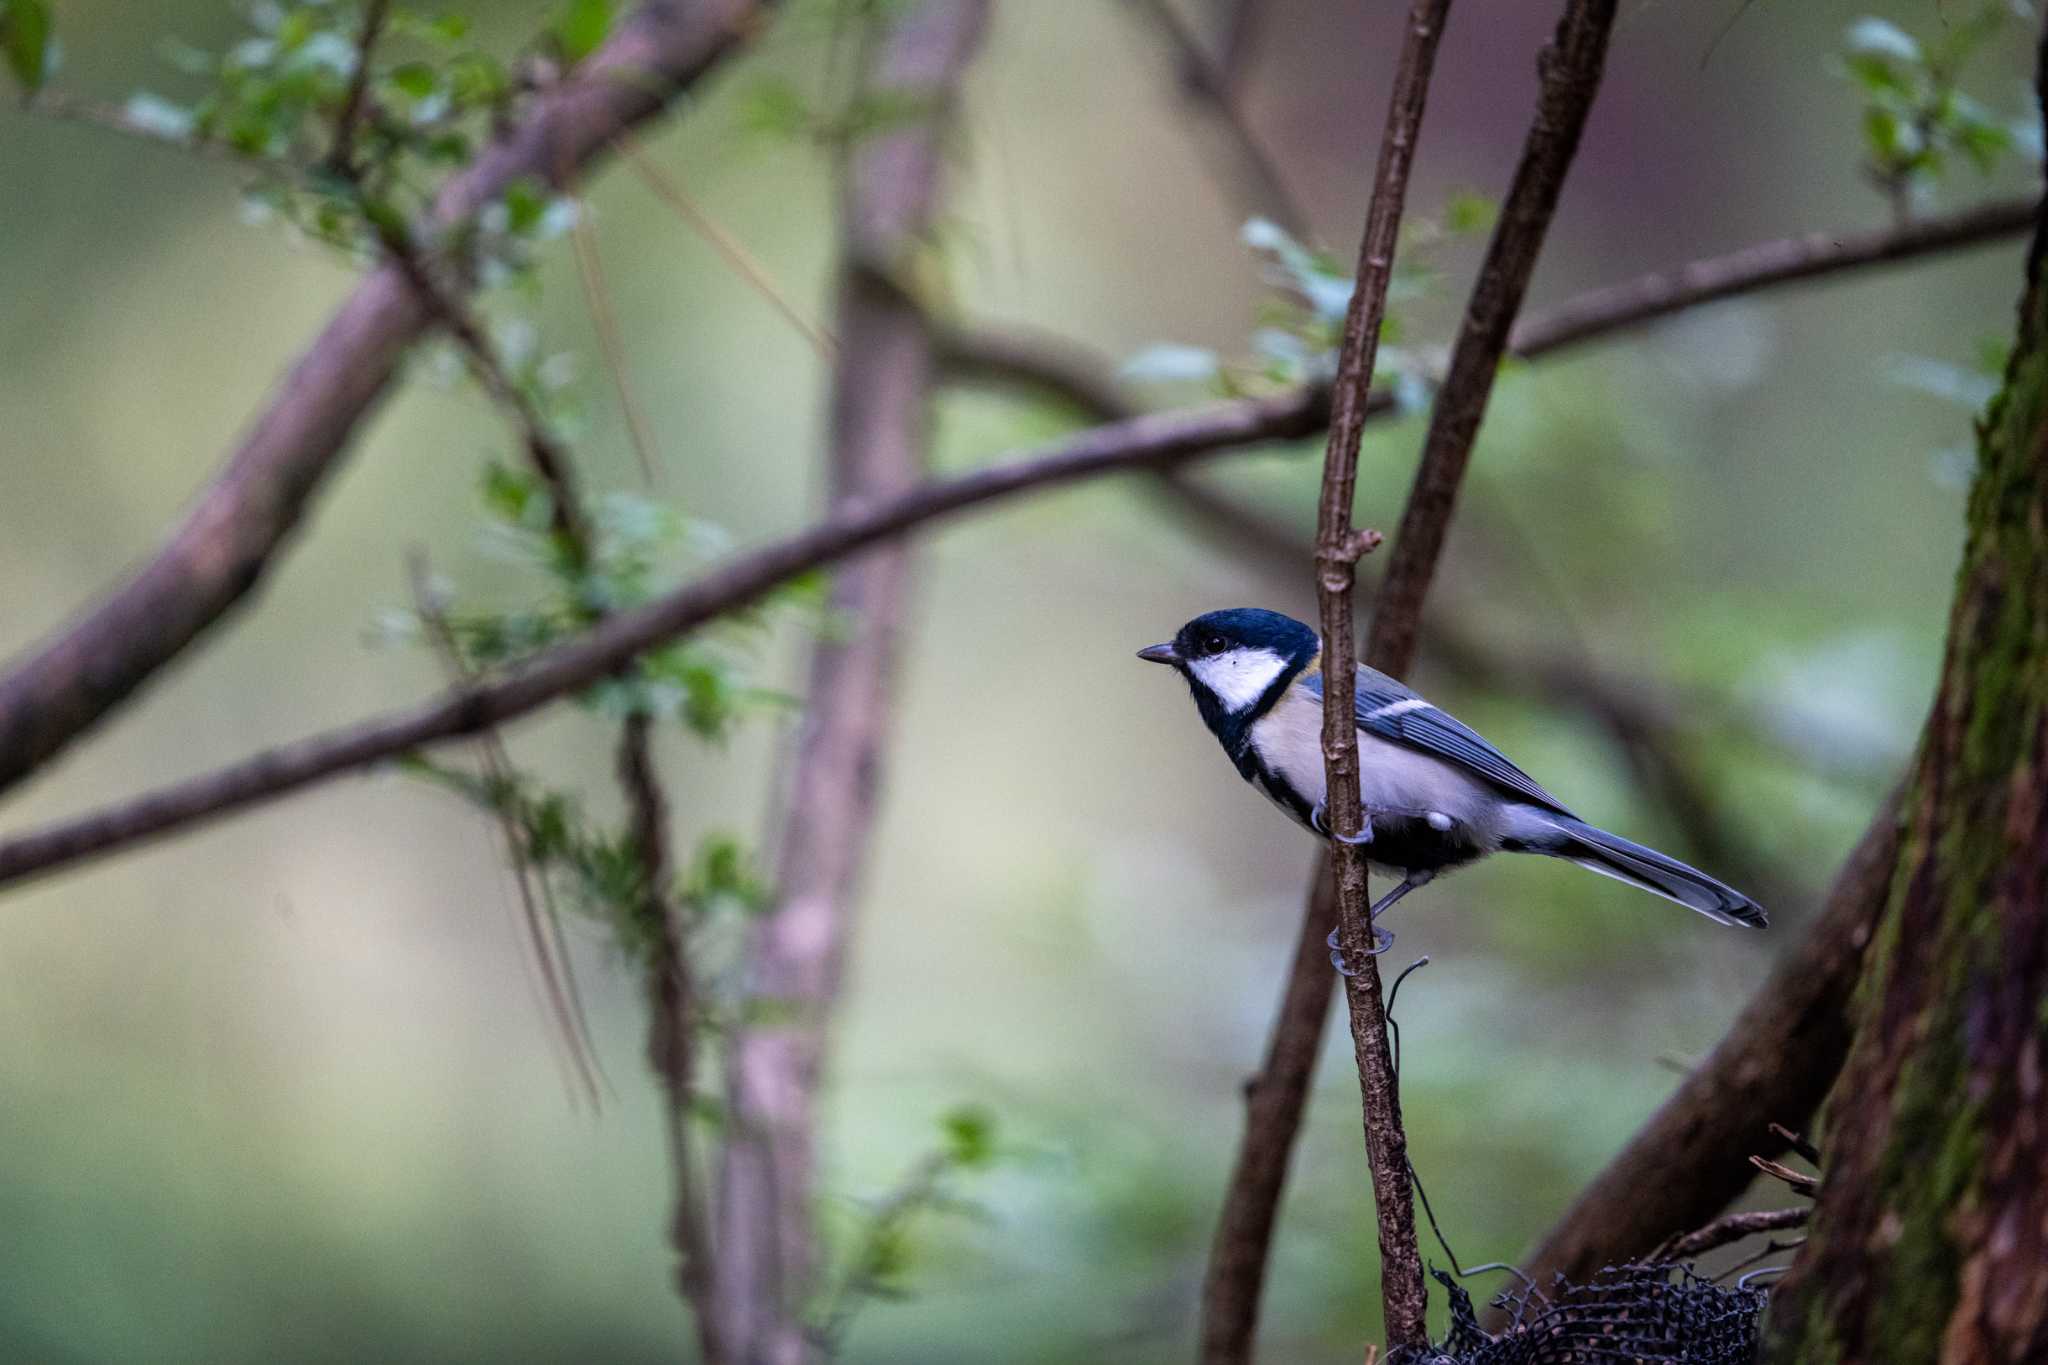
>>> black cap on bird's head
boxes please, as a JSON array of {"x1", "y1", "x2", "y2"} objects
[
  {"x1": 1138, "y1": 609, "x2": 1320, "y2": 743},
  {"x1": 1136, "y1": 608, "x2": 1319, "y2": 672}
]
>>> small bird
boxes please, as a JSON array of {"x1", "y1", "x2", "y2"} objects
[{"x1": 1138, "y1": 608, "x2": 1766, "y2": 970}]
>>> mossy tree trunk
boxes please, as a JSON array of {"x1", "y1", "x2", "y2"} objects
[{"x1": 1762, "y1": 161, "x2": 2048, "y2": 1365}]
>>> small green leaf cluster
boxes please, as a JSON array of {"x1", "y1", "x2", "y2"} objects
[
  {"x1": 1122, "y1": 195, "x2": 1497, "y2": 414},
  {"x1": 103, "y1": 2, "x2": 595, "y2": 270},
  {"x1": 407, "y1": 462, "x2": 821, "y2": 743},
  {"x1": 811, "y1": 1104, "x2": 1007, "y2": 1347},
  {"x1": 1834, "y1": 6, "x2": 2039, "y2": 216},
  {"x1": 404, "y1": 756, "x2": 768, "y2": 965}
]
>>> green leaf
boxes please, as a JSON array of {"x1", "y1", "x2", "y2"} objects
[
  {"x1": 552, "y1": 0, "x2": 616, "y2": 65},
  {"x1": 939, "y1": 1105, "x2": 998, "y2": 1169},
  {"x1": 1, "y1": 0, "x2": 52, "y2": 92},
  {"x1": 1442, "y1": 189, "x2": 1497, "y2": 236},
  {"x1": 737, "y1": 74, "x2": 813, "y2": 140},
  {"x1": 388, "y1": 61, "x2": 437, "y2": 99}
]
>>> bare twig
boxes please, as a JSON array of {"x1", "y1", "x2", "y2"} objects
[
  {"x1": 0, "y1": 196, "x2": 2033, "y2": 886},
  {"x1": 1207, "y1": 4, "x2": 1619, "y2": 1357},
  {"x1": 1307, "y1": 1, "x2": 1453, "y2": 1352},
  {"x1": 1122, "y1": 0, "x2": 1314, "y2": 241},
  {"x1": 710, "y1": 2, "x2": 989, "y2": 1356},
  {"x1": 1654, "y1": 1206, "x2": 1810, "y2": 1262},
  {"x1": 1501, "y1": 790, "x2": 1901, "y2": 1317},
  {"x1": 571, "y1": 211, "x2": 665, "y2": 484},
  {"x1": 619, "y1": 712, "x2": 724, "y2": 1364},
  {"x1": 0, "y1": 0, "x2": 772, "y2": 798},
  {"x1": 1370, "y1": 0, "x2": 1619, "y2": 678},
  {"x1": 618, "y1": 132, "x2": 839, "y2": 357},
  {"x1": 1751, "y1": 1155, "x2": 1820, "y2": 1198},
  {"x1": 409, "y1": 558, "x2": 605, "y2": 1111},
  {"x1": 1770, "y1": 1121, "x2": 1821, "y2": 1165}
]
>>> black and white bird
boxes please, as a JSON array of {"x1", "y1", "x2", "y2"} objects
[{"x1": 1137, "y1": 608, "x2": 1766, "y2": 969}]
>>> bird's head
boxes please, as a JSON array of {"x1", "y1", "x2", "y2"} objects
[{"x1": 1138, "y1": 608, "x2": 1319, "y2": 734}]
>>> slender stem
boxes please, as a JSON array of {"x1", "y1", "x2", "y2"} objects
[
  {"x1": 1207, "y1": 1, "x2": 1620, "y2": 1355},
  {"x1": 327, "y1": 0, "x2": 393, "y2": 173},
  {"x1": 1309, "y1": 0, "x2": 1454, "y2": 1350},
  {"x1": 1654, "y1": 1206, "x2": 1810, "y2": 1262}
]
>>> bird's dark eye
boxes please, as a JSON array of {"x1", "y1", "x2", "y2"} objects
[{"x1": 1200, "y1": 634, "x2": 1227, "y2": 656}]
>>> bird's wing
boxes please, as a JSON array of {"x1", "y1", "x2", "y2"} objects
[{"x1": 1302, "y1": 668, "x2": 1578, "y2": 817}]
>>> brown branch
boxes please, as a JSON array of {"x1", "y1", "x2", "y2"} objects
[
  {"x1": 932, "y1": 324, "x2": 1137, "y2": 422},
  {"x1": 1502, "y1": 788, "x2": 1901, "y2": 1312},
  {"x1": 325, "y1": 0, "x2": 392, "y2": 174},
  {"x1": 618, "y1": 132, "x2": 839, "y2": 357},
  {"x1": 710, "y1": 1, "x2": 988, "y2": 1355},
  {"x1": 1307, "y1": 1, "x2": 1453, "y2": 1353},
  {"x1": 1123, "y1": 0, "x2": 1315, "y2": 241},
  {"x1": 0, "y1": 388, "x2": 1332, "y2": 891},
  {"x1": 619, "y1": 712, "x2": 723, "y2": 1364},
  {"x1": 1208, "y1": 3, "x2": 1619, "y2": 1358},
  {"x1": 0, "y1": 195, "x2": 2032, "y2": 888},
  {"x1": 1510, "y1": 194, "x2": 2039, "y2": 357},
  {"x1": 1370, "y1": 0, "x2": 1618, "y2": 680},
  {"x1": 0, "y1": 0, "x2": 771, "y2": 799},
  {"x1": 571, "y1": 211, "x2": 665, "y2": 484},
  {"x1": 1654, "y1": 1206, "x2": 1810, "y2": 1263}
]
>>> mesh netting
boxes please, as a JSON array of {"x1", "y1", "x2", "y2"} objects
[{"x1": 1386, "y1": 1263, "x2": 1766, "y2": 1365}]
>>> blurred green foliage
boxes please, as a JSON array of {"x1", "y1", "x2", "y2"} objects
[{"x1": 0, "y1": 0, "x2": 2038, "y2": 1361}]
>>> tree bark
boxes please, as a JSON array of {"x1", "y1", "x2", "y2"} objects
[
  {"x1": 710, "y1": 4, "x2": 987, "y2": 1361},
  {"x1": 1763, "y1": 87, "x2": 2048, "y2": 1365}
]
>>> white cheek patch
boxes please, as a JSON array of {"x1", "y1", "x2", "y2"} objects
[{"x1": 1189, "y1": 647, "x2": 1289, "y2": 713}]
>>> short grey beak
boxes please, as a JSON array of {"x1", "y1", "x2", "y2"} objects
[{"x1": 1136, "y1": 642, "x2": 1180, "y2": 665}]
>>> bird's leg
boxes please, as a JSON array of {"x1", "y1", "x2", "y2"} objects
[
  {"x1": 1309, "y1": 800, "x2": 1373, "y2": 847},
  {"x1": 1327, "y1": 871, "x2": 1436, "y2": 977}
]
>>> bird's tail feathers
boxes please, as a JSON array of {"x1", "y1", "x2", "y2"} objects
[{"x1": 1530, "y1": 816, "x2": 1767, "y2": 928}]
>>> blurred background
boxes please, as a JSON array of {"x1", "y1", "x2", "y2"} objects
[{"x1": 0, "y1": 0, "x2": 2037, "y2": 1360}]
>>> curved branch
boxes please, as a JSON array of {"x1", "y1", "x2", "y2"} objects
[
  {"x1": 0, "y1": 197, "x2": 2030, "y2": 888},
  {"x1": 0, "y1": 0, "x2": 771, "y2": 799},
  {"x1": 0, "y1": 390, "x2": 1330, "y2": 892}
]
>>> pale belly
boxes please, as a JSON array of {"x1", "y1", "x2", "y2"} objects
[{"x1": 1243, "y1": 690, "x2": 1511, "y2": 870}]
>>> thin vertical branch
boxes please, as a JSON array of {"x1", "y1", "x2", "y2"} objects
[
  {"x1": 711, "y1": 3, "x2": 989, "y2": 1360},
  {"x1": 1308, "y1": 0, "x2": 1453, "y2": 1352},
  {"x1": 326, "y1": 0, "x2": 392, "y2": 173},
  {"x1": 571, "y1": 212, "x2": 666, "y2": 484},
  {"x1": 1368, "y1": 0, "x2": 1619, "y2": 678},
  {"x1": 1203, "y1": 1, "x2": 1620, "y2": 1357}
]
